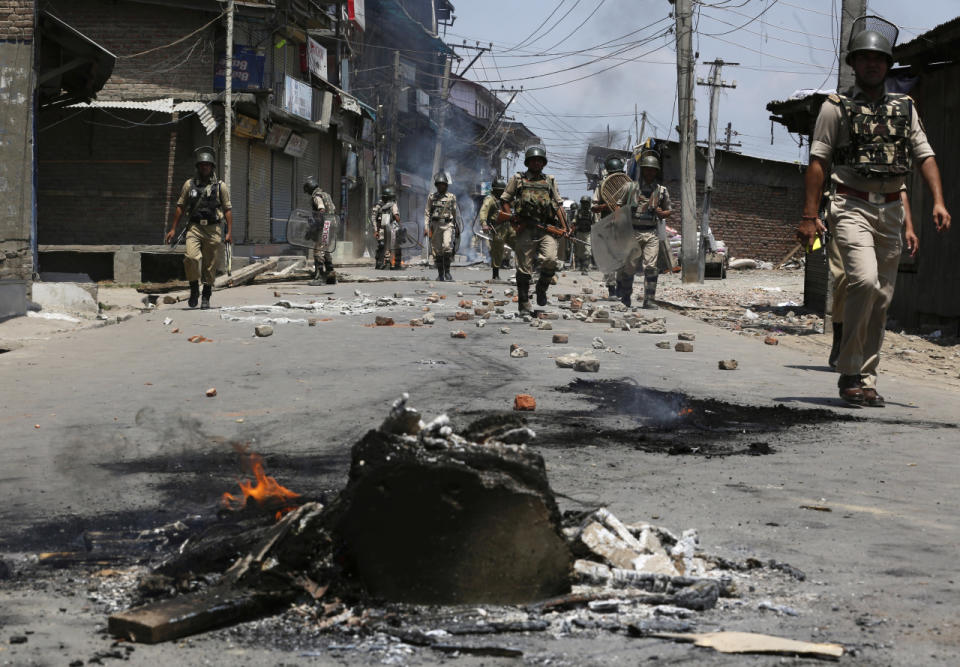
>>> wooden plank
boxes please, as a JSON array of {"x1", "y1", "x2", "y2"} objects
[
  {"x1": 777, "y1": 243, "x2": 802, "y2": 268},
  {"x1": 215, "y1": 258, "x2": 278, "y2": 288},
  {"x1": 108, "y1": 586, "x2": 293, "y2": 644}
]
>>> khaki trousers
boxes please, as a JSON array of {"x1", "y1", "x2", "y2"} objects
[
  {"x1": 573, "y1": 229, "x2": 592, "y2": 268},
  {"x1": 827, "y1": 235, "x2": 847, "y2": 323},
  {"x1": 184, "y1": 222, "x2": 221, "y2": 285},
  {"x1": 489, "y1": 221, "x2": 515, "y2": 268},
  {"x1": 514, "y1": 224, "x2": 558, "y2": 277},
  {"x1": 430, "y1": 220, "x2": 455, "y2": 257},
  {"x1": 618, "y1": 229, "x2": 659, "y2": 277},
  {"x1": 830, "y1": 194, "x2": 903, "y2": 388}
]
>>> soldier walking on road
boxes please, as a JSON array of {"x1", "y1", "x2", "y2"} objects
[
  {"x1": 592, "y1": 156, "x2": 627, "y2": 299},
  {"x1": 500, "y1": 146, "x2": 566, "y2": 314},
  {"x1": 165, "y1": 147, "x2": 232, "y2": 309},
  {"x1": 425, "y1": 172, "x2": 462, "y2": 282},
  {"x1": 476, "y1": 178, "x2": 514, "y2": 281},
  {"x1": 798, "y1": 16, "x2": 950, "y2": 406},
  {"x1": 617, "y1": 152, "x2": 671, "y2": 309},
  {"x1": 571, "y1": 195, "x2": 595, "y2": 275},
  {"x1": 303, "y1": 176, "x2": 338, "y2": 285},
  {"x1": 372, "y1": 187, "x2": 401, "y2": 270}
]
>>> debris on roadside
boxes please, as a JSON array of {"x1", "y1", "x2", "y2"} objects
[
  {"x1": 254, "y1": 324, "x2": 274, "y2": 337},
  {"x1": 450, "y1": 330, "x2": 467, "y2": 339},
  {"x1": 205, "y1": 388, "x2": 217, "y2": 397},
  {"x1": 675, "y1": 342, "x2": 693, "y2": 353},
  {"x1": 718, "y1": 359, "x2": 738, "y2": 370},
  {"x1": 514, "y1": 394, "x2": 536, "y2": 411}
]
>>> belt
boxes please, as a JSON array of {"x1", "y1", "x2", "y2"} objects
[
  {"x1": 836, "y1": 185, "x2": 899, "y2": 204},
  {"x1": 632, "y1": 223, "x2": 656, "y2": 230}
]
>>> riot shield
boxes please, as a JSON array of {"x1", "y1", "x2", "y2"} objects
[
  {"x1": 398, "y1": 221, "x2": 422, "y2": 250},
  {"x1": 591, "y1": 197, "x2": 635, "y2": 275},
  {"x1": 286, "y1": 209, "x2": 338, "y2": 253}
]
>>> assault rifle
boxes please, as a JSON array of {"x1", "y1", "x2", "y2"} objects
[{"x1": 495, "y1": 207, "x2": 589, "y2": 247}]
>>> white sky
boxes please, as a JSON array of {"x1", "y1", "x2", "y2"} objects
[{"x1": 444, "y1": 0, "x2": 957, "y2": 200}]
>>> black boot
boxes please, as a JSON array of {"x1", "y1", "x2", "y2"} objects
[
  {"x1": 607, "y1": 282, "x2": 618, "y2": 299},
  {"x1": 642, "y1": 272, "x2": 659, "y2": 309},
  {"x1": 618, "y1": 274, "x2": 634, "y2": 308},
  {"x1": 828, "y1": 322, "x2": 843, "y2": 370},
  {"x1": 492, "y1": 266, "x2": 500, "y2": 281},
  {"x1": 187, "y1": 281, "x2": 200, "y2": 308},
  {"x1": 516, "y1": 273, "x2": 533, "y2": 314},
  {"x1": 535, "y1": 272, "x2": 552, "y2": 307},
  {"x1": 443, "y1": 254, "x2": 453, "y2": 282},
  {"x1": 436, "y1": 257, "x2": 445, "y2": 281},
  {"x1": 200, "y1": 284, "x2": 212, "y2": 310},
  {"x1": 375, "y1": 243, "x2": 385, "y2": 270},
  {"x1": 325, "y1": 259, "x2": 337, "y2": 284}
]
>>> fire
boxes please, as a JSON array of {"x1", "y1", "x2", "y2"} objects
[
  {"x1": 222, "y1": 447, "x2": 301, "y2": 520},
  {"x1": 678, "y1": 407, "x2": 694, "y2": 417}
]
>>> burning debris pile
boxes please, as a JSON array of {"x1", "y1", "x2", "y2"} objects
[{"x1": 101, "y1": 395, "x2": 841, "y2": 660}]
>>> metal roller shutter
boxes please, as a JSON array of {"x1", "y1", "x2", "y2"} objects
[
  {"x1": 248, "y1": 143, "x2": 272, "y2": 243},
  {"x1": 229, "y1": 137, "x2": 249, "y2": 242},
  {"x1": 271, "y1": 151, "x2": 295, "y2": 242},
  {"x1": 294, "y1": 133, "x2": 320, "y2": 211}
]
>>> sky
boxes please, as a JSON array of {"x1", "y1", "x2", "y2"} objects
[{"x1": 443, "y1": 0, "x2": 958, "y2": 200}]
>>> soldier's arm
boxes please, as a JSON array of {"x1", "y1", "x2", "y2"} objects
[
  {"x1": 500, "y1": 176, "x2": 517, "y2": 216},
  {"x1": 423, "y1": 196, "x2": 431, "y2": 228},
  {"x1": 798, "y1": 103, "x2": 837, "y2": 246},
  {"x1": 453, "y1": 196, "x2": 463, "y2": 229},
  {"x1": 166, "y1": 180, "x2": 192, "y2": 242},
  {"x1": 656, "y1": 187, "x2": 672, "y2": 219},
  {"x1": 392, "y1": 203, "x2": 401, "y2": 223},
  {"x1": 918, "y1": 157, "x2": 950, "y2": 232},
  {"x1": 902, "y1": 189, "x2": 918, "y2": 256}
]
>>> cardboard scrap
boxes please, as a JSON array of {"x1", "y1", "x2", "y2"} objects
[{"x1": 652, "y1": 631, "x2": 843, "y2": 660}]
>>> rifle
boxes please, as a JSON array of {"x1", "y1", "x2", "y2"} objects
[{"x1": 496, "y1": 208, "x2": 588, "y2": 247}]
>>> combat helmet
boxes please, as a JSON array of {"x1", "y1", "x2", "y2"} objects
[
  {"x1": 194, "y1": 146, "x2": 217, "y2": 169},
  {"x1": 524, "y1": 145, "x2": 548, "y2": 167},
  {"x1": 604, "y1": 156, "x2": 625, "y2": 173},
  {"x1": 639, "y1": 152, "x2": 661, "y2": 172},
  {"x1": 491, "y1": 178, "x2": 507, "y2": 194},
  {"x1": 579, "y1": 195, "x2": 592, "y2": 206},
  {"x1": 382, "y1": 186, "x2": 396, "y2": 200},
  {"x1": 303, "y1": 174, "x2": 318, "y2": 194},
  {"x1": 845, "y1": 15, "x2": 897, "y2": 66},
  {"x1": 433, "y1": 171, "x2": 451, "y2": 185}
]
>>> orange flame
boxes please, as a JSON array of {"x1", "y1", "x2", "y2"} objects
[
  {"x1": 221, "y1": 449, "x2": 301, "y2": 520},
  {"x1": 678, "y1": 407, "x2": 694, "y2": 417}
]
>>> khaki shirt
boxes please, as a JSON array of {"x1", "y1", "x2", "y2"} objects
[
  {"x1": 423, "y1": 191, "x2": 462, "y2": 228},
  {"x1": 177, "y1": 176, "x2": 232, "y2": 221},
  {"x1": 501, "y1": 171, "x2": 562, "y2": 206},
  {"x1": 809, "y1": 86, "x2": 934, "y2": 193},
  {"x1": 477, "y1": 194, "x2": 500, "y2": 226},
  {"x1": 311, "y1": 187, "x2": 337, "y2": 215},
  {"x1": 375, "y1": 201, "x2": 399, "y2": 231}
]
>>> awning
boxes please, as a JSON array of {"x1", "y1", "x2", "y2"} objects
[
  {"x1": 67, "y1": 98, "x2": 219, "y2": 134},
  {"x1": 373, "y1": 0, "x2": 456, "y2": 56},
  {"x1": 38, "y1": 11, "x2": 115, "y2": 108}
]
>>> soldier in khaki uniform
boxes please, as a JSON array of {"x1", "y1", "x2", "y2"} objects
[
  {"x1": 372, "y1": 187, "x2": 401, "y2": 270},
  {"x1": 500, "y1": 146, "x2": 566, "y2": 313},
  {"x1": 592, "y1": 156, "x2": 627, "y2": 299},
  {"x1": 476, "y1": 178, "x2": 513, "y2": 281},
  {"x1": 165, "y1": 147, "x2": 232, "y2": 309},
  {"x1": 303, "y1": 176, "x2": 338, "y2": 285},
  {"x1": 616, "y1": 152, "x2": 671, "y2": 309},
  {"x1": 571, "y1": 195, "x2": 595, "y2": 274},
  {"x1": 798, "y1": 19, "x2": 950, "y2": 406},
  {"x1": 424, "y1": 172, "x2": 462, "y2": 282}
]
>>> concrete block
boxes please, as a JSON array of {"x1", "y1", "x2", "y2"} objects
[
  {"x1": 32, "y1": 282, "x2": 99, "y2": 316},
  {"x1": 113, "y1": 250, "x2": 141, "y2": 284}
]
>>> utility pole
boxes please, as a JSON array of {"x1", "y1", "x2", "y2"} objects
[
  {"x1": 388, "y1": 50, "x2": 400, "y2": 187},
  {"x1": 673, "y1": 0, "x2": 698, "y2": 283},
  {"x1": 696, "y1": 59, "x2": 737, "y2": 281},
  {"x1": 723, "y1": 121, "x2": 732, "y2": 151},
  {"x1": 639, "y1": 110, "x2": 647, "y2": 144},
  {"x1": 838, "y1": 0, "x2": 868, "y2": 92},
  {"x1": 429, "y1": 53, "x2": 453, "y2": 186},
  {"x1": 224, "y1": 0, "x2": 234, "y2": 193}
]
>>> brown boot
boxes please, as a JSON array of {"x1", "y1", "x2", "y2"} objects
[
  {"x1": 837, "y1": 374, "x2": 864, "y2": 406},
  {"x1": 861, "y1": 387, "x2": 885, "y2": 408}
]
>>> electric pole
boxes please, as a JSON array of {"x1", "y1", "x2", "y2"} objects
[
  {"x1": 639, "y1": 110, "x2": 647, "y2": 144},
  {"x1": 224, "y1": 0, "x2": 234, "y2": 194},
  {"x1": 388, "y1": 50, "x2": 400, "y2": 188},
  {"x1": 673, "y1": 0, "x2": 698, "y2": 283},
  {"x1": 723, "y1": 122, "x2": 732, "y2": 151},
  {"x1": 696, "y1": 59, "x2": 737, "y2": 281},
  {"x1": 429, "y1": 54, "x2": 453, "y2": 183}
]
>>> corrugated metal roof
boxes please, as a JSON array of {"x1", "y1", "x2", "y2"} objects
[{"x1": 66, "y1": 98, "x2": 219, "y2": 134}]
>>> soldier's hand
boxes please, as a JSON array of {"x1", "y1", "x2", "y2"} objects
[
  {"x1": 165, "y1": 229, "x2": 176, "y2": 245},
  {"x1": 795, "y1": 217, "x2": 825, "y2": 249},
  {"x1": 224, "y1": 231, "x2": 233, "y2": 244},
  {"x1": 933, "y1": 203, "x2": 951, "y2": 232},
  {"x1": 904, "y1": 227, "x2": 919, "y2": 257}
]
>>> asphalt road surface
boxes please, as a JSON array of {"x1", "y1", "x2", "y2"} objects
[{"x1": 1, "y1": 266, "x2": 958, "y2": 665}]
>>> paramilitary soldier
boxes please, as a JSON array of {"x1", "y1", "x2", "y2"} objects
[
  {"x1": 571, "y1": 194, "x2": 595, "y2": 274},
  {"x1": 303, "y1": 175, "x2": 338, "y2": 285},
  {"x1": 592, "y1": 156, "x2": 627, "y2": 299},
  {"x1": 372, "y1": 187, "x2": 401, "y2": 270},
  {"x1": 797, "y1": 17, "x2": 950, "y2": 407},
  {"x1": 616, "y1": 151, "x2": 672, "y2": 309},
  {"x1": 425, "y1": 171, "x2": 463, "y2": 282},
  {"x1": 165, "y1": 146, "x2": 232, "y2": 309},
  {"x1": 500, "y1": 146, "x2": 566, "y2": 313},
  {"x1": 476, "y1": 178, "x2": 514, "y2": 281}
]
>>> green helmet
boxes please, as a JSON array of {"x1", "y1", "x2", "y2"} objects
[
  {"x1": 846, "y1": 30, "x2": 893, "y2": 66},
  {"x1": 194, "y1": 146, "x2": 216, "y2": 169},
  {"x1": 303, "y1": 175, "x2": 318, "y2": 194},
  {"x1": 604, "y1": 156, "x2": 624, "y2": 173},
  {"x1": 579, "y1": 195, "x2": 592, "y2": 206},
  {"x1": 524, "y1": 146, "x2": 548, "y2": 167},
  {"x1": 433, "y1": 171, "x2": 451, "y2": 185},
  {"x1": 491, "y1": 178, "x2": 507, "y2": 194},
  {"x1": 639, "y1": 153, "x2": 661, "y2": 171},
  {"x1": 382, "y1": 186, "x2": 396, "y2": 200}
]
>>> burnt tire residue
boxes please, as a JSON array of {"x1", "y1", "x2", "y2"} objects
[{"x1": 532, "y1": 377, "x2": 858, "y2": 457}]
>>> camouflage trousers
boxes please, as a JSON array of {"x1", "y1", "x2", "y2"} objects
[
  {"x1": 489, "y1": 222, "x2": 516, "y2": 268},
  {"x1": 830, "y1": 193, "x2": 903, "y2": 389},
  {"x1": 430, "y1": 220, "x2": 456, "y2": 257},
  {"x1": 184, "y1": 222, "x2": 221, "y2": 286},
  {"x1": 572, "y1": 229, "x2": 592, "y2": 269}
]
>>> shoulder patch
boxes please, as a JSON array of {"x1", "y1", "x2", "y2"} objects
[{"x1": 827, "y1": 93, "x2": 842, "y2": 105}]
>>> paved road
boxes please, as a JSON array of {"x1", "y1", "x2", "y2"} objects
[{"x1": 1, "y1": 267, "x2": 958, "y2": 665}]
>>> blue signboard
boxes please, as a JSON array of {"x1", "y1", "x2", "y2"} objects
[{"x1": 214, "y1": 45, "x2": 266, "y2": 91}]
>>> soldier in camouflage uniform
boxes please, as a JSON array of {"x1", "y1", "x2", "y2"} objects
[
  {"x1": 372, "y1": 187, "x2": 401, "y2": 270},
  {"x1": 302, "y1": 175, "x2": 338, "y2": 285},
  {"x1": 798, "y1": 19, "x2": 950, "y2": 406},
  {"x1": 592, "y1": 156, "x2": 627, "y2": 299},
  {"x1": 500, "y1": 146, "x2": 566, "y2": 313},
  {"x1": 165, "y1": 147, "x2": 232, "y2": 309},
  {"x1": 571, "y1": 194, "x2": 595, "y2": 274},
  {"x1": 475, "y1": 178, "x2": 513, "y2": 281},
  {"x1": 425, "y1": 172, "x2": 462, "y2": 281},
  {"x1": 616, "y1": 152, "x2": 671, "y2": 309}
]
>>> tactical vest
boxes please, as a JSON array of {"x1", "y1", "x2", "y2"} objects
[
  {"x1": 632, "y1": 183, "x2": 660, "y2": 224},
  {"x1": 190, "y1": 179, "x2": 221, "y2": 223},
  {"x1": 835, "y1": 93, "x2": 913, "y2": 179},
  {"x1": 575, "y1": 208, "x2": 594, "y2": 231},
  {"x1": 312, "y1": 187, "x2": 336, "y2": 215},
  {"x1": 515, "y1": 172, "x2": 554, "y2": 221},
  {"x1": 428, "y1": 193, "x2": 455, "y2": 222}
]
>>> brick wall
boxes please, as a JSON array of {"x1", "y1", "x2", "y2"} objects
[
  {"x1": 664, "y1": 179, "x2": 803, "y2": 262},
  {"x1": 45, "y1": 0, "x2": 216, "y2": 100},
  {"x1": 38, "y1": 108, "x2": 199, "y2": 245},
  {"x1": 0, "y1": 0, "x2": 33, "y2": 40}
]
